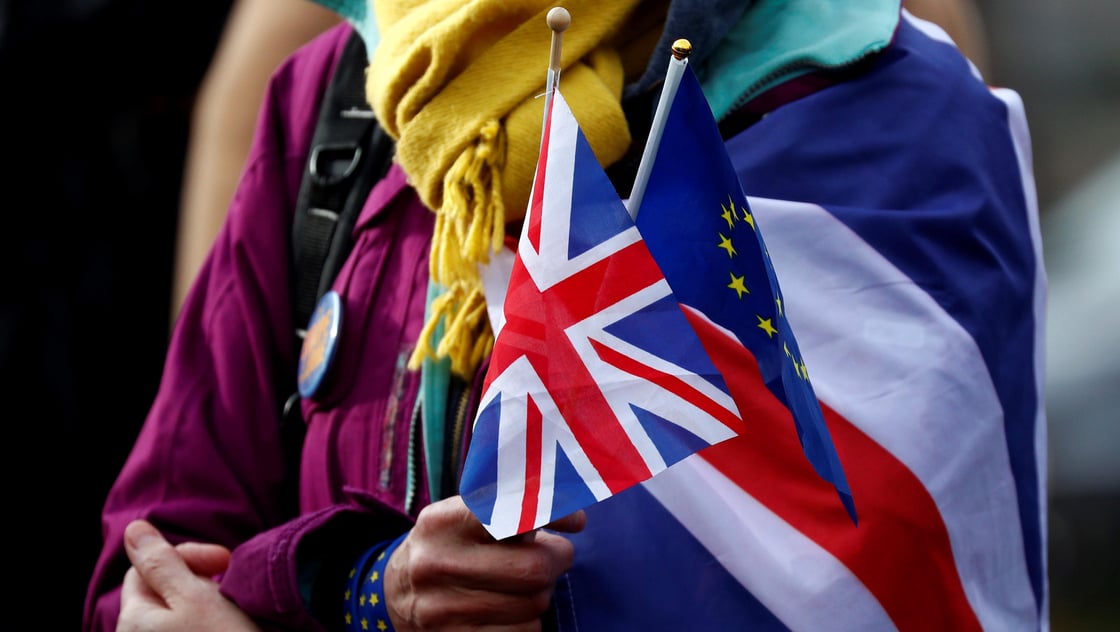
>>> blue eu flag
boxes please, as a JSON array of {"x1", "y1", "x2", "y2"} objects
[{"x1": 635, "y1": 64, "x2": 856, "y2": 523}]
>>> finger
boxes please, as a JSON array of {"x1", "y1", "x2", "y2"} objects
[
  {"x1": 175, "y1": 541, "x2": 232, "y2": 577},
  {"x1": 411, "y1": 531, "x2": 575, "y2": 596},
  {"x1": 121, "y1": 565, "x2": 165, "y2": 609},
  {"x1": 413, "y1": 496, "x2": 496, "y2": 543},
  {"x1": 407, "y1": 588, "x2": 554, "y2": 628},
  {"x1": 541, "y1": 509, "x2": 586, "y2": 534},
  {"x1": 123, "y1": 519, "x2": 197, "y2": 603}
]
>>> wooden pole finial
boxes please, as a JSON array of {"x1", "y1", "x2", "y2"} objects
[
  {"x1": 547, "y1": 7, "x2": 571, "y2": 33},
  {"x1": 546, "y1": 7, "x2": 570, "y2": 78}
]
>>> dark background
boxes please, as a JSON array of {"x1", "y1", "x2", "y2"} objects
[
  {"x1": 0, "y1": 0, "x2": 233, "y2": 627},
  {"x1": 1, "y1": 1, "x2": 1116, "y2": 629}
]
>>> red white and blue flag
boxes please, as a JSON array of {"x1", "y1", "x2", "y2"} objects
[
  {"x1": 549, "y1": 14, "x2": 1048, "y2": 632},
  {"x1": 471, "y1": 12, "x2": 1048, "y2": 632},
  {"x1": 459, "y1": 88, "x2": 744, "y2": 540}
]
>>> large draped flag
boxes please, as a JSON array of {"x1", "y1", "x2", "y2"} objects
[
  {"x1": 459, "y1": 88, "x2": 746, "y2": 539},
  {"x1": 546, "y1": 14, "x2": 1047, "y2": 632}
]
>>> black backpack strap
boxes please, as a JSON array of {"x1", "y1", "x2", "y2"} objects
[
  {"x1": 290, "y1": 28, "x2": 394, "y2": 338},
  {"x1": 280, "y1": 28, "x2": 395, "y2": 513}
]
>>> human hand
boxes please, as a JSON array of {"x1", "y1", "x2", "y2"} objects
[
  {"x1": 117, "y1": 519, "x2": 261, "y2": 631},
  {"x1": 385, "y1": 495, "x2": 586, "y2": 630}
]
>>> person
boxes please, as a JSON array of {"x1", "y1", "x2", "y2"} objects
[
  {"x1": 85, "y1": 1, "x2": 1049, "y2": 630},
  {"x1": 166, "y1": 0, "x2": 989, "y2": 326},
  {"x1": 171, "y1": 0, "x2": 341, "y2": 320}
]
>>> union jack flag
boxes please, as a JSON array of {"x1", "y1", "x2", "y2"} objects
[{"x1": 459, "y1": 89, "x2": 744, "y2": 540}]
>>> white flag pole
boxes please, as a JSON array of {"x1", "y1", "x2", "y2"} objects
[{"x1": 627, "y1": 39, "x2": 692, "y2": 221}]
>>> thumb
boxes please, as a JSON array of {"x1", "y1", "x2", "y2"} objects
[
  {"x1": 124, "y1": 519, "x2": 197, "y2": 602},
  {"x1": 176, "y1": 541, "x2": 233, "y2": 578}
]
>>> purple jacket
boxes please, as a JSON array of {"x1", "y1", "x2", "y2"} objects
[{"x1": 84, "y1": 24, "x2": 430, "y2": 631}]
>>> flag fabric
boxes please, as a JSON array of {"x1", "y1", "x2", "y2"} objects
[
  {"x1": 459, "y1": 89, "x2": 744, "y2": 540},
  {"x1": 481, "y1": 14, "x2": 1047, "y2": 631},
  {"x1": 634, "y1": 63, "x2": 855, "y2": 521}
]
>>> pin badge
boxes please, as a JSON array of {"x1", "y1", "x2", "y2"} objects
[{"x1": 298, "y1": 290, "x2": 343, "y2": 398}]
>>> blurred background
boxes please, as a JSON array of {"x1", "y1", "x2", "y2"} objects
[
  {"x1": 1, "y1": 0, "x2": 1116, "y2": 629},
  {"x1": 984, "y1": 1, "x2": 1120, "y2": 630}
]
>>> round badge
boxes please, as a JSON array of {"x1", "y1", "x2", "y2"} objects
[{"x1": 298, "y1": 290, "x2": 343, "y2": 398}]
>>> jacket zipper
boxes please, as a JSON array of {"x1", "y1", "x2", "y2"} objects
[
  {"x1": 445, "y1": 385, "x2": 472, "y2": 499},
  {"x1": 405, "y1": 398, "x2": 422, "y2": 515}
]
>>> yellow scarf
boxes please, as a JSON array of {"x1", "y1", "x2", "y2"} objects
[{"x1": 367, "y1": 0, "x2": 651, "y2": 378}]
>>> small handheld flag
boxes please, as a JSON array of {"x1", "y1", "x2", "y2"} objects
[
  {"x1": 459, "y1": 86, "x2": 745, "y2": 540},
  {"x1": 633, "y1": 50, "x2": 856, "y2": 523}
]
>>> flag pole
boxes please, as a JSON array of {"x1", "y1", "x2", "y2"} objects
[
  {"x1": 543, "y1": 7, "x2": 571, "y2": 130},
  {"x1": 626, "y1": 39, "x2": 692, "y2": 221}
]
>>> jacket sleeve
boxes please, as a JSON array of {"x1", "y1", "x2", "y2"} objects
[{"x1": 80, "y1": 23, "x2": 410, "y2": 632}]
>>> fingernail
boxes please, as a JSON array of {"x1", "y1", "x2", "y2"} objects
[{"x1": 126, "y1": 521, "x2": 158, "y2": 549}]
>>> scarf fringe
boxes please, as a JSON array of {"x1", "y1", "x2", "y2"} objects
[
  {"x1": 408, "y1": 281, "x2": 494, "y2": 378},
  {"x1": 410, "y1": 120, "x2": 506, "y2": 378}
]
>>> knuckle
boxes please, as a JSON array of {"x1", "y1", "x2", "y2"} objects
[{"x1": 508, "y1": 551, "x2": 554, "y2": 587}]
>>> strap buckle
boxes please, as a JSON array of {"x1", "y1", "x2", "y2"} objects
[{"x1": 309, "y1": 143, "x2": 363, "y2": 186}]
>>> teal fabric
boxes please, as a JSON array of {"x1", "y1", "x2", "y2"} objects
[
  {"x1": 699, "y1": 0, "x2": 900, "y2": 120},
  {"x1": 311, "y1": 0, "x2": 380, "y2": 55},
  {"x1": 417, "y1": 281, "x2": 450, "y2": 503}
]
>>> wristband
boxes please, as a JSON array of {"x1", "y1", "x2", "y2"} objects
[{"x1": 343, "y1": 532, "x2": 408, "y2": 631}]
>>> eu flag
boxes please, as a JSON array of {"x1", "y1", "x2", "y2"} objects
[{"x1": 635, "y1": 64, "x2": 856, "y2": 522}]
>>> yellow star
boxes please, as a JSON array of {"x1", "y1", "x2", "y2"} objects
[
  {"x1": 349, "y1": 568, "x2": 356, "y2": 579},
  {"x1": 377, "y1": 620, "x2": 389, "y2": 631},
  {"x1": 369, "y1": 593, "x2": 379, "y2": 607},
  {"x1": 718, "y1": 234, "x2": 736, "y2": 258},
  {"x1": 775, "y1": 296, "x2": 783, "y2": 316},
  {"x1": 743, "y1": 206, "x2": 755, "y2": 231},
  {"x1": 783, "y1": 342, "x2": 792, "y2": 359},
  {"x1": 721, "y1": 201, "x2": 737, "y2": 229},
  {"x1": 344, "y1": 589, "x2": 351, "y2": 601},
  {"x1": 799, "y1": 360, "x2": 809, "y2": 380},
  {"x1": 756, "y1": 315, "x2": 778, "y2": 338},
  {"x1": 369, "y1": 570, "x2": 380, "y2": 583},
  {"x1": 359, "y1": 594, "x2": 366, "y2": 607},
  {"x1": 728, "y1": 273, "x2": 749, "y2": 298},
  {"x1": 376, "y1": 551, "x2": 386, "y2": 561},
  {"x1": 361, "y1": 617, "x2": 369, "y2": 630},
  {"x1": 345, "y1": 613, "x2": 352, "y2": 625}
]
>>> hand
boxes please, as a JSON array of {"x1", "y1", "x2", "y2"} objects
[
  {"x1": 385, "y1": 496, "x2": 586, "y2": 631},
  {"x1": 117, "y1": 519, "x2": 261, "y2": 631}
]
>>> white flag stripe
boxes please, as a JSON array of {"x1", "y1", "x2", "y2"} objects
[
  {"x1": 644, "y1": 456, "x2": 897, "y2": 631},
  {"x1": 569, "y1": 282, "x2": 738, "y2": 473},
  {"x1": 992, "y1": 82, "x2": 1050, "y2": 628},
  {"x1": 751, "y1": 196, "x2": 1038, "y2": 629},
  {"x1": 518, "y1": 108, "x2": 642, "y2": 290},
  {"x1": 576, "y1": 281, "x2": 741, "y2": 417},
  {"x1": 482, "y1": 356, "x2": 611, "y2": 537},
  {"x1": 479, "y1": 245, "x2": 516, "y2": 337}
]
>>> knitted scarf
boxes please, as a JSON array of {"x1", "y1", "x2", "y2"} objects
[{"x1": 366, "y1": 0, "x2": 656, "y2": 378}]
